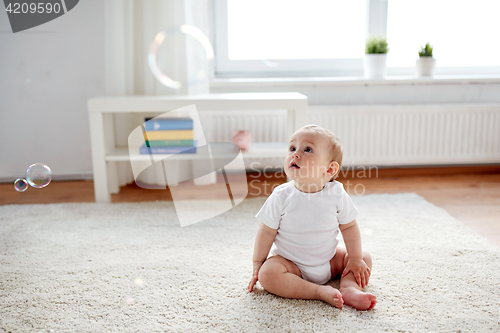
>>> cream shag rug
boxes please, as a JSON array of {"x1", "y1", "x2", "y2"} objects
[{"x1": 1, "y1": 193, "x2": 499, "y2": 333}]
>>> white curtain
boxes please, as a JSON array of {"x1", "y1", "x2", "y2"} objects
[{"x1": 104, "y1": 0, "x2": 212, "y2": 191}]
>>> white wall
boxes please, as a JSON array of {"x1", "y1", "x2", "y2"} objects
[{"x1": 0, "y1": 0, "x2": 105, "y2": 181}]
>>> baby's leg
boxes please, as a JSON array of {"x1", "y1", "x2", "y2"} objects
[
  {"x1": 258, "y1": 255, "x2": 343, "y2": 308},
  {"x1": 329, "y1": 247, "x2": 377, "y2": 311}
]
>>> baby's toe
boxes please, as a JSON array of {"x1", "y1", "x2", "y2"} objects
[
  {"x1": 367, "y1": 295, "x2": 377, "y2": 310},
  {"x1": 333, "y1": 289, "x2": 343, "y2": 301}
]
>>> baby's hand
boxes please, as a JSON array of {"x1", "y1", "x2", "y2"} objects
[
  {"x1": 341, "y1": 258, "x2": 371, "y2": 289},
  {"x1": 247, "y1": 261, "x2": 264, "y2": 293}
]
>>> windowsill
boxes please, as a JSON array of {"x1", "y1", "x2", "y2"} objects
[{"x1": 211, "y1": 74, "x2": 500, "y2": 88}]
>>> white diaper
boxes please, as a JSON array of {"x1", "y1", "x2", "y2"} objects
[
  {"x1": 295, "y1": 261, "x2": 332, "y2": 285},
  {"x1": 268, "y1": 251, "x2": 332, "y2": 285}
]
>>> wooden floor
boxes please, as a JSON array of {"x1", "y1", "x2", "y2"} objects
[{"x1": 1, "y1": 166, "x2": 499, "y2": 247}]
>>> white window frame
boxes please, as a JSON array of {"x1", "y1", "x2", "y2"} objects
[{"x1": 212, "y1": 0, "x2": 500, "y2": 78}]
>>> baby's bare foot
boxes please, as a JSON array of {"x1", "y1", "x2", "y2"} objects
[
  {"x1": 318, "y1": 285, "x2": 343, "y2": 309},
  {"x1": 340, "y1": 287, "x2": 377, "y2": 311}
]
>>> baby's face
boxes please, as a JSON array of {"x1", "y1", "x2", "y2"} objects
[{"x1": 284, "y1": 130, "x2": 335, "y2": 184}]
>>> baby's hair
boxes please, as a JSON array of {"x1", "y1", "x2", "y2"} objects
[{"x1": 299, "y1": 124, "x2": 343, "y2": 181}]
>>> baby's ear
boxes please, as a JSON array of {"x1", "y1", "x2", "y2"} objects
[{"x1": 327, "y1": 161, "x2": 340, "y2": 178}]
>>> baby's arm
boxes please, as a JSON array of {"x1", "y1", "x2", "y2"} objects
[
  {"x1": 247, "y1": 222, "x2": 278, "y2": 292},
  {"x1": 339, "y1": 219, "x2": 371, "y2": 288}
]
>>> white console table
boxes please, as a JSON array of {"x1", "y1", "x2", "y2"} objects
[{"x1": 88, "y1": 92, "x2": 308, "y2": 202}]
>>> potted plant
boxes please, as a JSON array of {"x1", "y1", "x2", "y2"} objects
[
  {"x1": 416, "y1": 43, "x2": 436, "y2": 77},
  {"x1": 364, "y1": 35, "x2": 389, "y2": 79}
]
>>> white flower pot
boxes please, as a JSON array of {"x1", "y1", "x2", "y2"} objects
[
  {"x1": 364, "y1": 54, "x2": 387, "y2": 79},
  {"x1": 416, "y1": 57, "x2": 436, "y2": 77}
]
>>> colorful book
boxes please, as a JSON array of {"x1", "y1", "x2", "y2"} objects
[
  {"x1": 145, "y1": 139, "x2": 194, "y2": 147},
  {"x1": 144, "y1": 130, "x2": 193, "y2": 141},
  {"x1": 144, "y1": 118, "x2": 193, "y2": 131},
  {"x1": 139, "y1": 144, "x2": 197, "y2": 155}
]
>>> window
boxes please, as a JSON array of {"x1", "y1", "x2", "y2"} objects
[
  {"x1": 213, "y1": 0, "x2": 371, "y2": 77},
  {"x1": 213, "y1": 0, "x2": 500, "y2": 78},
  {"x1": 227, "y1": 0, "x2": 366, "y2": 60},
  {"x1": 386, "y1": 0, "x2": 500, "y2": 75}
]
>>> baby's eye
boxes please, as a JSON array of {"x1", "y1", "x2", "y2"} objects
[
  {"x1": 289, "y1": 146, "x2": 296, "y2": 152},
  {"x1": 304, "y1": 147, "x2": 312, "y2": 152}
]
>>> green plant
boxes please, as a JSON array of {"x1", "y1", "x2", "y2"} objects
[
  {"x1": 418, "y1": 43, "x2": 433, "y2": 57},
  {"x1": 365, "y1": 35, "x2": 389, "y2": 54}
]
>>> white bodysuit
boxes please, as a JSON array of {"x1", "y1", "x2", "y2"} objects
[{"x1": 255, "y1": 180, "x2": 358, "y2": 284}]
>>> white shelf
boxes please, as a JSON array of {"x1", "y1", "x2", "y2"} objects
[
  {"x1": 88, "y1": 92, "x2": 307, "y2": 113},
  {"x1": 88, "y1": 93, "x2": 307, "y2": 202},
  {"x1": 106, "y1": 142, "x2": 288, "y2": 162}
]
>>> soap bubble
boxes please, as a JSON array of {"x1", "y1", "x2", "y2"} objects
[
  {"x1": 122, "y1": 278, "x2": 146, "y2": 305},
  {"x1": 124, "y1": 296, "x2": 135, "y2": 304},
  {"x1": 26, "y1": 163, "x2": 52, "y2": 188},
  {"x1": 148, "y1": 25, "x2": 214, "y2": 90},
  {"x1": 261, "y1": 59, "x2": 279, "y2": 67},
  {"x1": 14, "y1": 178, "x2": 28, "y2": 192}
]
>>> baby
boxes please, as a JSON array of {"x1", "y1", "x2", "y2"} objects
[{"x1": 247, "y1": 125, "x2": 377, "y2": 311}]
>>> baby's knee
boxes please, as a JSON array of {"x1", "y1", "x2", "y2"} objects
[
  {"x1": 258, "y1": 259, "x2": 287, "y2": 289},
  {"x1": 362, "y1": 250, "x2": 372, "y2": 266},
  {"x1": 258, "y1": 262, "x2": 274, "y2": 287}
]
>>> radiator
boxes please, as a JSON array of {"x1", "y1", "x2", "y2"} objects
[
  {"x1": 205, "y1": 110, "x2": 288, "y2": 143},
  {"x1": 206, "y1": 104, "x2": 500, "y2": 167},
  {"x1": 203, "y1": 110, "x2": 287, "y2": 170}
]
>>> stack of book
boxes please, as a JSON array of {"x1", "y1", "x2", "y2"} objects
[{"x1": 140, "y1": 117, "x2": 197, "y2": 154}]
